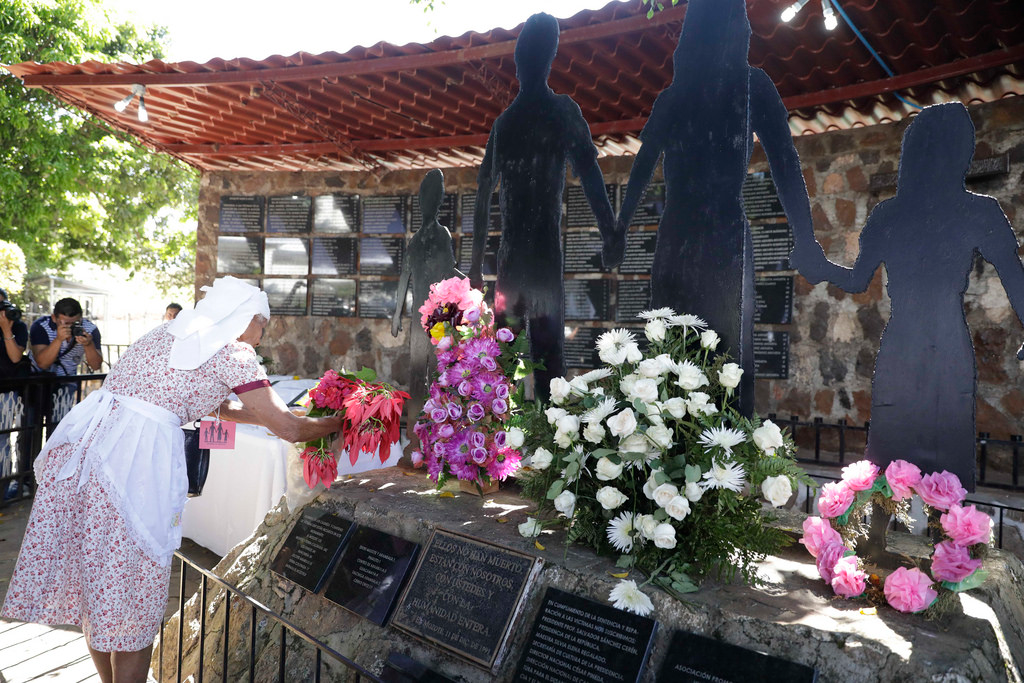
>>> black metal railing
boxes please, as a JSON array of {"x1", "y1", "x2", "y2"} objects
[
  {"x1": 0, "y1": 372, "x2": 106, "y2": 509},
  {"x1": 767, "y1": 414, "x2": 1024, "y2": 493},
  {"x1": 158, "y1": 552, "x2": 384, "y2": 683}
]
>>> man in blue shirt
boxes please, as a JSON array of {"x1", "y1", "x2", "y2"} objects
[{"x1": 29, "y1": 297, "x2": 103, "y2": 376}]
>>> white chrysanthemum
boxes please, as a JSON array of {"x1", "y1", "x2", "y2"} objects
[
  {"x1": 675, "y1": 360, "x2": 709, "y2": 391},
  {"x1": 596, "y1": 328, "x2": 638, "y2": 366},
  {"x1": 609, "y1": 579, "x2": 654, "y2": 616},
  {"x1": 579, "y1": 367, "x2": 614, "y2": 384},
  {"x1": 606, "y1": 511, "x2": 636, "y2": 553},
  {"x1": 638, "y1": 307, "x2": 675, "y2": 320},
  {"x1": 700, "y1": 460, "x2": 747, "y2": 492},
  {"x1": 583, "y1": 396, "x2": 618, "y2": 425},
  {"x1": 697, "y1": 426, "x2": 747, "y2": 455},
  {"x1": 666, "y1": 313, "x2": 707, "y2": 332}
]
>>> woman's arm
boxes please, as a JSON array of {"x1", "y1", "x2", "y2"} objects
[{"x1": 218, "y1": 387, "x2": 345, "y2": 444}]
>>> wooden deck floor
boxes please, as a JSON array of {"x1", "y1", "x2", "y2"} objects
[{"x1": 0, "y1": 499, "x2": 221, "y2": 683}]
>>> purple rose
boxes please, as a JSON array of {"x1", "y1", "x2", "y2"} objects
[
  {"x1": 447, "y1": 402, "x2": 463, "y2": 420},
  {"x1": 471, "y1": 447, "x2": 489, "y2": 465},
  {"x1": 491, "y1": 398, "x2": 508, "y2": 415},
  {"x1": 438, "y1": 423, "x2": 455, "y2": 439},
  {"x1": 481, "y1": 357, "x2": 498, "y2": 372},
  {"x1": 411, "y1": 451, "x2": 424, "y2": 467},
  {"x1": 496, "y1": 327, "x2": 514, "y2": 343},
  {"x1": 494, "y1": 382, "x2": 510, "y2": 400},
  {"x1": 494, "y1": 431, "x2": 507, "y2": 448},
  {"x1": 464, "y1": 307, "x2": 480, "y2": 323},
  {"x1": 430, "y1": 408, "x2": 448, "y2": 423},
  {"x1": 470, "y1": 431, "x2": 487, "y2": 449},
  {"x1": 467, "y1": 402, "x2": 486, "y2": 422},
  {"x1": 458, "y1": 380, "x2": 473, "y2": 397}
]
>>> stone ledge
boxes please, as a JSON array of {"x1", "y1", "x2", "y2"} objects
[{"x1": 155, "y1": 467, "x2": 1024, "y2": 682}]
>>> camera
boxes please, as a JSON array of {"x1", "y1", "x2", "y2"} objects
[
  {"x1": 70, "y1": 322, "x2": 85, "y2": 338},
  {"x1": 0, "y1": 300, "x2": 21, "y2": 322}
]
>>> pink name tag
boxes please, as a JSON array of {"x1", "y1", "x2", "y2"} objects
[{"x1": 199, "y1": 419, "x2": 236, "y2": 449}]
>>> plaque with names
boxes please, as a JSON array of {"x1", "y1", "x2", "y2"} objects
[
  {"x1": 742, "y1": 172, "x2": 785, "y2": 221},
  {"x1": 617, "y1": 280, "x2": 651, "y2": 323},
  {"x1": 392, "y1": 529, "x2": 541, "y2": 669},
  {"x1": 324, "y1": 526, "x2": 420, "y2": 625},
  {"x1": 564, "y1": 326, "x2": 602, "y2": 369},
  {"x1": 313, "y1": 194, "x2": 359, "y2": 233},
  {"x1": 362, "y1": 195, "x2": 407, "y2": 234},
  {"x1": 565, "y1": 183, "x2": 616, "y2": 229},
  {"x1": 264, "y1": 237, "x2": 309, "y2": 275},
  {"x1": 360, "y1": 236, "x2": 404, "y2": 276},
  {"x1": 619, "y1": 230, "x2": 657, "y2": 275},
  {"x1": 266, "y1": 195, "x2": 312, "y2": 233},
  {"x1": 754, "y1": 276, "x2": 794, "y2": 325},
  {"x1": 217, "y1": 236, "x2": 262, "y2": 274},
  {"x1": 563, "y1": 232, "x2": 604, "y2": 273},
  {"x1": 264, "y1": 278, "x2": 308, "y2": 316},
  {"x1": 657, "y1": 630, "x2": 818, "y2": 683},
  {"x1": 381, "y1": 652, "x2": 454, "y2": 683},
  {"x1": 513, "y1": 588, "x2": 657, "y2": 683},
  {"x1": 358, "y1": 280, "x2": 398, "y2": 319},
  {"x1": 311, "y1": 278, "x2": 357, "y2": 317},
  {"x1": 751, "y1": 223, "x2": 793, "y2": 272},
  {"x1": 624, "y1": 182, "x2": 665, "y2": 226},
  {"x1": 754, "y1": 330, "x2": 790, "y2": 379},
  {"x1": 458, "y1": 234, "x2": 500, "y2": 276},
  {"x1": 270, "y1": 508, "x2": 354, "y2": 593},
  {"x1": 459, "y1": 192, "x2": 501, "y2": 234},
  {"x1": 219, "y1": 196, "x2": 264, "y2": 234},
  {"x1": 410, "y1": 193, "x2": 457, "y2": 232},
  {"x1": 564, "y1": 279, "x2": 612, "y2": 321},
  {"x1": 312, "y1": 237, "x2": 358, "y2": 276}
]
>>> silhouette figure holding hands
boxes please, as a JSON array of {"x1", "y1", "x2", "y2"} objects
[
  {"x1": 470, "y1": 12, "x2": 617, "y2": 399},
  {"x1": 614, "y1": 0, "x2": 814, "y2": 416},
  {"x1": 791, "y1": 103, "x2": 1024, "y2": 490}
]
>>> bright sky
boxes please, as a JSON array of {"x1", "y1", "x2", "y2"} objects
[{"x1": 102, "y1": 0, "x2": 621, "y2": 64}]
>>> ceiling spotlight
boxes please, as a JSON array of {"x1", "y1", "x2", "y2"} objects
[
  {"x1": 112, "y1": 84, "x2": 148, "y2": 122},
  {"x1": 781, "y1": 0, "x2": 810, "y2": 23},
  {"x1": 822, "y1": 0, "x2": 838, "y2": 30}
]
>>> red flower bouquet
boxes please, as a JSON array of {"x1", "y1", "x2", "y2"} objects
[{"x1": 298, "y1": 367, "x2": 409, "y2": 489}]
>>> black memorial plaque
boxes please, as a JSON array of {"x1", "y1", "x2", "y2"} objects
[
  {"x1": 459, "y1": 192, "x2": 502, "y2": 234},
  {"x1": 392, "y1": 529, "x2": 540, "y2": 669},
  {"x1": 217, "y1": 236, "x2": 262, "y2": 274},
  {"x1": 754, "y1": 330, "x2": 790, "y2": 379},
  {"x1": 363, "y1": 195, "x2": 407, "y2": 234},
  {"x1": 751, "y1": 223, "x2": 793, "y2": 272},
  {"x1": 623, "y1": 182, "x2": 665, "y2": 226},
  {"x1": 410, "y1": 193, "x2": 457, "y2": 231},
  {"x1": 658, "y1": 630, "x2": 817, "y2": 683},
  {"x1": 564, "y1": 326, "x2": 602, "y2": 369},
  {"x1": 742, "y1": 171, "x2": 785, "y2": 221},
  {"x1": 381, "y1": 652, "x2": 454, "y2": 683},
  {"x1": 754, "y1": 275, "x2": 794, "y2": 325},
  {"x1": 565, "y1": 183, "x2": 616, "y2": 229},
  {"x1": 313, "y1": 194, "x2": 359, "y2": 233},
  {"x1": 563, "y1": 232, "x2": 604, "y2": 273},
  {"x1": 324, "y1": 526, "x2": 420, "y2": 625},
  {"x1": 264, "y1": 278, "x2": 308, "y2": 316},
  {"x1": 264, "y1": 237, "x2": 309, "y2": 275},
  {"x1": 513, "y1": 588, "x2": 657, "y2": 683},
  {"x1": 360, "y1": 236, "x2": 405, "y2": 276},
  {"x1": 311, "y1": 278, "x2": 356, "y2": 317},
  {"x1": 312, "y1": 236, "x2": 358, "y2": 276},
  {"x1": 358, "y1": 280, "x2": 399, "y2": 319},
  {"x1": 619, "y1": 231, "x2": 657, "y2": 275},
  {"x1": 219, "y1": 196, "x2": 264, "y2": 234},
  {"x1": 270, "y1": 508, "x2": 354, "y2": 593},
  {"x1": 564, "y1": 279, "x2": 611, "y2": 321},
  {"x1": 458, "y1": 234, "x2": 500, "y2": 276},
  {"x1": 266, "y1": 195, "x2": 312, "y2": 233},
  {"x1": 617, "y1": 280, "x2": 651, "y2": 323}
]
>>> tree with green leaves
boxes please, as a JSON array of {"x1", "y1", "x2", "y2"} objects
[{"x1": 0, "y1": 0, "x2": 198, "y2": 291}]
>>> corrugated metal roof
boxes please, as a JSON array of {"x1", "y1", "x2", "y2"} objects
[{"x1": 6, "y1": 0, "x2": 1022, "y2": 171}]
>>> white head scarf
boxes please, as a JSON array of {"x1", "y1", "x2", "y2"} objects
[{"x1": 167, "y1": 276, "x2": 271, "y2": 370}]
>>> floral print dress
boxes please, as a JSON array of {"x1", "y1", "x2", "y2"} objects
[{"x1": 1, "y1": 322, "x2": 268, "y2": 651}]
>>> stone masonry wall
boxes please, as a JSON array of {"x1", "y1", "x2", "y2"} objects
[{"x1": 195, "y1": 97, "x2": 1024, "y2": 441}]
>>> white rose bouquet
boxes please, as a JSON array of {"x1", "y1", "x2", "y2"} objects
[{"x1": 517, "y1": 308, "x2": 811, "y2": 616}]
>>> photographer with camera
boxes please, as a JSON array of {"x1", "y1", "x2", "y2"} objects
[
  {"x1": 0, "y1": 288, "x2": 29, "y2": 493},
  {"x1": 30, "y1": 297, "x2": 103, "y2": 377}
]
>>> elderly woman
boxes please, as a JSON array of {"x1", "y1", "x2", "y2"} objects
[{"x1": 1, "y1": 277, "x2": 343, "y2": 682}]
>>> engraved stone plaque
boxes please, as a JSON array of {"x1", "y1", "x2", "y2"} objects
[
  {"x1": 565, "y1": 184, "x2": 616, "y2": 229},
  {"x1": 312, "y1": 236, "x2": 358, "y2": 276},
  {"x1": 751, "y1": 223, "x2": 793, "y2": 272},
  {"x1": 742, "y1": 172, "x2": 785, "y2": 221},
  {"x1": 658, "y1": 630, "x2": 817, "y2": 682},
  {"x1": 270, "y1": 508, "x2": 354, "y2": 593},
  {"x1": 754, "y1": 275, "x2": 794, "y2": 325},
  {"x1": 264, "y1": 237, "x2": 309, "y2": 276},
  {"x1": 267, "y1": 195, "x2": 312, "y2": 234},
  {"x1": 219, "y1": 196, "x2": 264, "y2": 234},
  {"x1": 264, "y1": 278, "x2": 307, "y2": 316},
  {"x1": 360, "y1": 236, "x2": 405, "y2": 276},
  {"x1": 313, "y1": 194, "x2": 359, "y2": 233},
  {"x1": 363, "y1": 195, "x2": 408, "y2": 234},
  {"x1": 617, "y1": 280, "x2": 652, "y2": 323},
  {"x1": 311, "y1": 278, "x2": 356, "y2": 317},
  {"x1": 564, "y1": 279, "x2": 612, "y2": 321},
  {"x1": 324, "y1": 526, "x2": 420, "y2": 625},
  {"x1": 217, "y1": 236, "x2": 262, "y2": 274},
  {"x1": 754, "y1": 330, "x2": 790, "y2": 379},
  {"x1": 563, "y1": 232, "x2": 604, "y2": 273},
  {"x1": 459, "y1": 192, "x2": 501, "y2": 234}
]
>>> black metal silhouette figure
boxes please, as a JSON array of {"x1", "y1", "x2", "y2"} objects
[
  {"x1": 392, "y1": 169, "x2": 464, "y2": 450},
  {"x1": 791, "y1": 103, "x2": 1024, "y2": 492},
  {"x1": 615, "y1": 0, "x2": 814, "y2": 417},
  {"x1": 470, "y1": 12, "x2": 618, "y2": 400}
]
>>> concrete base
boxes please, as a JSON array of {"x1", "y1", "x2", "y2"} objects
[{"x1": 154, "y1": 467, "x2": 1024, "y2": 682}]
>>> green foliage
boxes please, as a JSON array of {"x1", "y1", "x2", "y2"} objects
[
  {"x1": 0, "y1": 240, "x2": 27, "y2": 295},
  {"x1": 641, "y1": 0, "x2": 681, "y2": 20},
  {"x1": 0, "y1": 0, "x2": 198, "y2": 289}
]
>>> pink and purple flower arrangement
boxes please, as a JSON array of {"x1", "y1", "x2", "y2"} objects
[{"x1": 411, "y1": 277, "x2": 526, "y2": 489}]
